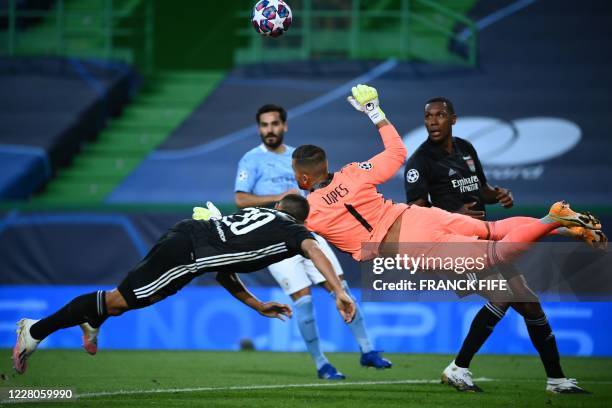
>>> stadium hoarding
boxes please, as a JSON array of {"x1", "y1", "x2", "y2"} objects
[{"x1": 1, "y1": 285, "x2": 610, "y2": 356}]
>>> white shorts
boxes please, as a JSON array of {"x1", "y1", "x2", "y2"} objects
[{"x1": 267, "y1": 234, "x2": 344, "y2": 295}]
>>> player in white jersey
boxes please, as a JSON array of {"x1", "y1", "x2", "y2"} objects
[{"x1": 234, "y1": 104, "x2": 391, "y2": 380}]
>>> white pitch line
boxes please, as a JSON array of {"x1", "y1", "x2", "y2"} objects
[
  {"x1": 69, "y1": 377, "x2": 612, "y2": 399},
  {"x1": 4, "y1": 377, "x2": 612, "y2": 403},
  {"x1": 78, "y1": 377, "x2": 494, "y2": 399}
]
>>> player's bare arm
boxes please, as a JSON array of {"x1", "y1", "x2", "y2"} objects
[
  {"x1": 235, "y1": 189, "x2": 299, "y2": 208},
  {"x1": 300, "y1": 239, "x2": 343, "y2": 293},
  {"x1": 300, "y1": 239, "x2": 356, "y2": 323},
  {"x1": 480, "y1": 184, "x2": 514, "y2": 208},
  {"x1": 376, "y1": 118, "x2": 390, "y2": 128},
  {"x1": 456, "y1": 201, "x2": 486, "y2": 220},
  {"x1": 216, "y1": 272, "x2": 292, "y2": 321},
  {"x1": 412, "y1": 197, "x2": 485, "y2": 220},
  {"x1": 411, "y1": 197, "x2": 486, "y2": 219},
  {"x1": 409, "y1": 198, "x2": 431, "y2": 207}
]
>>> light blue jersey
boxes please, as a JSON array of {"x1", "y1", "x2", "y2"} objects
[{"x1": 235, "y1": 144, "x2": 299, "y2": 195}]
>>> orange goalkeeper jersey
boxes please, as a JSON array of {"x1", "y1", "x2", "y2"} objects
[{"x1": 305, "y1": 124, "x2": 409, "y2": 261}]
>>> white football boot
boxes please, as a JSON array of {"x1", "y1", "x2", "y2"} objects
[
  {"x1": 441, "y1": 360, "x2": 483, "y2": 392},
  {"x1": 80, "y1": 322, "x2": 99, "y2": 355},
  {"x1": 546, "y1": 378, "x2": 590, "y2": 394},
  {"x1": 12, "y1": 318, "x2": 41, "y2": 374}
]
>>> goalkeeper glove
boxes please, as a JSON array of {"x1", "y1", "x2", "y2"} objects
[
  {"x1": 192, "y1": 201, "x2": 222, "y2": 221},
  {"x1": 347, "y1": 84, "x2": 386, "y2": 125}
]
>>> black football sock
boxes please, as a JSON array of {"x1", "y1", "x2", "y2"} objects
[
  {"x1": 29, "y1": 290, "x2": 109, "y2": 341},
  {"x1": 455, "y1": 303, "x2": 506, "y2": 368},
  {"x1": 525, "y1": 315, "x2": 565, "y2": 378},
  {"x1": 89, "y1": 315, "x2": 109, "y2": 329}
]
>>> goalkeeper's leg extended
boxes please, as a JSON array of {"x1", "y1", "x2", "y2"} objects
[{"x1": 396, "y1": 201, "x2": 603, "y2": 269}]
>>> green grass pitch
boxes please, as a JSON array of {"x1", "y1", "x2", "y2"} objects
[{"x1": 1, "y1": 350, "x2": 611, "y2": 407}]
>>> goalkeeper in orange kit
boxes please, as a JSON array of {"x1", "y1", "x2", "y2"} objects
[
  {"x1": 292, "y1": 85, "x2": 601, "y2": 268},
  {"x1": 291, "y1": 84, "x2": 604, "y2": 394}
]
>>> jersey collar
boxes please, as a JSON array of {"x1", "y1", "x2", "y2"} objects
[
  {"x1": 259, "y1": 143, "x2": 289, "y2": 154},
  {"x1": 310, "y1": 173, "x2": 334, "y2": 192},
  {"x1": 426, "y1": 137, "x2": 459, "y2": 159},
  {"x1": 277, "y1": 209, "x2": 299, "y2": 223}
]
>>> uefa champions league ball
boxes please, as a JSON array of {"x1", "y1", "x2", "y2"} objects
[{"x1": 251, "y1": 0, "x2": 293, "y2": 37}]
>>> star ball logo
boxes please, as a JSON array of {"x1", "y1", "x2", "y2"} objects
[
  {"x1": 359, "y1": 162, "x2": 373, "y2": 171},
  {"x1": 406, "y1": 168, "x2": 419, "y2": 183}
]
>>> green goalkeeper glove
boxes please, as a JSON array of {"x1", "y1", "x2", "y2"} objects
[
  {"x1": 192, "y1": 201, "x2": 222, "y2": 221},
  {"x1": 347, "y1": 84, "x2": 386, "y2": 125}
]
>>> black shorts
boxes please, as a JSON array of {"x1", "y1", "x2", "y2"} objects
[{"x1": 118, "y1": 228, "x2": 200, "y2": 309}]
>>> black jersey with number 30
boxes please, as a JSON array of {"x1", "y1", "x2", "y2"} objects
[{"x1": 174, "y1": 207, "x2": 314, "y2": 274}]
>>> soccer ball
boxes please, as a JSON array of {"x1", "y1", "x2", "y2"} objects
[{"x1": 251, "y1": 0, "x2": 293, "y2": 37}]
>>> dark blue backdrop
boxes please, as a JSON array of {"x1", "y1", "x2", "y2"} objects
[
  {"x1": 1, "y1": 286, "x2": 609, "y2": 355},
  {"x1": 106, "y1": 0, "x2": 612, "y2": 206}
]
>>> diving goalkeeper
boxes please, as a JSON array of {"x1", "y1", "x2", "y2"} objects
[{"x1": 292, "y1": 85, "x2": 602, "y2": 267}]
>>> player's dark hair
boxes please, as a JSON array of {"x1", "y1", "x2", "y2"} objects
[
  {"x1": 278, "y1": 194, "x2": 309, "y2": 223},
  {"x1": 292, "y1": 145, "x2": 326, "y2": 169},
  {"x1": 425, "y1": 97, "x2": 455, "y2": 115},
  {"x1": 256, "y1": 104, "x2": 287, "y2": 123}
]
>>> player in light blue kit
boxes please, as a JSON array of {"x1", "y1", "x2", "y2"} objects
[{"x1": 234, "y1": 104, "x2": 391, "y2": 380}]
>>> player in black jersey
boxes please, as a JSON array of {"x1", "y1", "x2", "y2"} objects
[
  {"x1": 12, "y1": 194, "x2": 355, "y2": 375},
  {"x1": 404, "y1": 97, "x2": 593, "y2": 394},
  {"x1": 404, "y1": 98, "x2": 512, "y2": 217}
]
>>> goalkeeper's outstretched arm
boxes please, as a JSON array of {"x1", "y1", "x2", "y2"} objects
[{"x1": 347, "y1": 84, "x2": 407, "y2": 184}]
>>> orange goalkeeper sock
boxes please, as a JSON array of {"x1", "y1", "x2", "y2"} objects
[
  {"x1": 489, "y1": 216, "x2": 561, "y2": 241},
  {"x1": 488, "y1": 218, "x2": 561, "y2": 265}
]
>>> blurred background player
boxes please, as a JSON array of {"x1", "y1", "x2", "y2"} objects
[
  {"x1": 404, "y1": 97, "x2": 603, "y2": 393},
  {"x1": 234, "y1": 104, "x2": 391, "y2": 380},
  {"x1": 13, "y1": 195, "x2": 356, "y2": 374}
]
